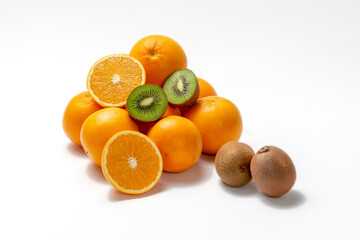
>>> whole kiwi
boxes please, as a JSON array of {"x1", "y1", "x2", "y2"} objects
[
  {"x1": 250, "y1": 146, "x2": 296, "y2": 197},
  {"x1": 215, "y1": 141, "x2": 254, "y2": 187}
]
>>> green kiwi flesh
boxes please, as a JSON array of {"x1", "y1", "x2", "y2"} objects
[
  {"x1": 163, "y1": 69, "x2": 199, "y2": 108},
  {"x1": 126, "y1": 84, "x2": 168, "y2": 122}
]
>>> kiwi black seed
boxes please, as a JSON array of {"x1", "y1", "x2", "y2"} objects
[
  {"x1": 162, "y1": 69, "x2": 199, "y2": 111},
  {"x1": 126, "y1": 84, "x2": 168, "y2": 122},
  {"x1": 215, "y1": 141, "x2": 254, "y2": 187},
  {"x1": 250, "y1": 146, "x2": 296, "y2": 197}
]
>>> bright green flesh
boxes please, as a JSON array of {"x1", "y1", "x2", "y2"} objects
[
  {"x1": 163, "y1": 69, "x2": 197, "y2": 105},
  {"x1": 126, "y1": 84, "x2": 168, "y2": 122}
]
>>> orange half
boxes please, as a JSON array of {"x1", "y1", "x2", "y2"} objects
[
  {"x1": 87, "y1": 54, "x2": 146, "y2": 107},
  {"x1": 102, "y1": 130, "x2": 163, "y2": 194}
]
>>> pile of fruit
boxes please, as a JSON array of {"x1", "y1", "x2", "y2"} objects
[{"x1": 63, "y1": 35, "x2": 296, "y2": 197}]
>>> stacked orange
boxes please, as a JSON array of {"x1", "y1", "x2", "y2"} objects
[{"x1": 63, "y1": 35, "x2": 243, "y2": 194}]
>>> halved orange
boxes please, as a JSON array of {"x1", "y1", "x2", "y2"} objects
[
  {"x1": 102, "y1": 130, "x2": 163, "y2": 194},
  {"x1": 87, "y1": 54, "x2": 146, "y2": 107}
]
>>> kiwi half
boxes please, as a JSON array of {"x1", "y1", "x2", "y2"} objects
[
  {"x1": 126, "y1": 84, "x2": 168, "y2": 122},
  {"x1": 163, "y1": 69, "x2": 199, "y2": 110}
]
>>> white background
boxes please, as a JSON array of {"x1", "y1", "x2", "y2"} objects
[{"x1": 1, "y1": 0, "x2": 359, "y2": 239}]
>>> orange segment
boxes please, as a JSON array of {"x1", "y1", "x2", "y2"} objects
[
  {"x1": 87, "y1": 54, "x2": 146, "y2": 107},
  {"x1": 102, "y1": 130, "x2": 163, "y2": 194}
]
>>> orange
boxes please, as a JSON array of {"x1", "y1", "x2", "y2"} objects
[
  {"x1": 147, "y1": 116, "x2": 202, "y2": 172},
  {"x1": 80, "y1": 108, "x2": 139, "y2": 166},
  {"x1": 130, "y1": 35, "x2": 187, "y2": 86},
  {"x1": 136, "y1": 104, "x2": 181, "y2": 134},
  {"x1": 184, "y1": 96, "x2": 242, "y2": 155},
  {"x1": 198, "y1": 78, "x2": 217, "y2": 99},
  {"x1": 63, "y1": 91, "x2": 102, "y2": 147},
  {"x1": 102, "y1": 130, "x2": 163, "y2": 194},
  {"x1": 87, "y1": 54, "x2": 145, "y2": 107},
  {"x1": 162, "y1": 104, "x2": 181, "y2": 118}
]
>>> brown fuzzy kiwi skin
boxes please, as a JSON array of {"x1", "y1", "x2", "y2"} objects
[
  {"x1": 250, "y1": 146, "x2": 296, "y2": 197},
  {"x1": 215, "y1": 141, "x2": 254, "y2": 187}
]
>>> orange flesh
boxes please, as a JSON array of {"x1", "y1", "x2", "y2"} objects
[
  {"x1": 102, "y1": 131, "x2": 162, "y2": 193},
  {"x1": 88, "y1": 55, "x2": 145, "y2": 107}
]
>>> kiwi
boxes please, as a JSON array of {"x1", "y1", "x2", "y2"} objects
[
  {"x1": 163, "y1": 69, "x2": 199, "y2": 110},
  {"x1": 250, "y1": 146, "x2": 296, "y2": 197},
  {"x1": 126, "y1": 84, "x2": 168, "y2": 122},
  {"x1": 215, "y1": 141, "x2": 254, "y2": 187}
]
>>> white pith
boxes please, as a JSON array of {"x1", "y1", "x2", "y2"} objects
[
  {"x1": 112, "y1": 74, "x2": 120, "y2": 84},
  {"x1": 128, "y1": 157, "x2": 138, "y2": 168}
]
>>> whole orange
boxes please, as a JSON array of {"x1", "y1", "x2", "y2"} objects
[
  {"x1": 129, "y1": 35, "x2": 187, "y2": 86},
  {"x1": 63, "y1": 91, "x2": 102, "y2": 147},
  {"x1": 147, "y1": 116, "x2": 202, "y2": 173},
  {"x1": 80, "y1": 108, "x2": 139, "y2": 166},
  {"x1": 184, "y1": 96, "x2": 242, "y2": 155},
  {"x1": 197, "y1": 78, "x2": 217, "y2": 99}
]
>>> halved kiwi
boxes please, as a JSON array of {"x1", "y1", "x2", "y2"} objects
[
  {"x1": 126, "y1": 84, "x2": 168, "y2": 122},
  {"x1": 163, "y1": 69, "x2": 199, "y2": 109}
]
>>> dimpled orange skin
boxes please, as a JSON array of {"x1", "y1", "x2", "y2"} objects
[
  {"x1": 129, "y1": 35, "x2": 187, "y2": 86},
  {"x1": 197, "y1": 78, "x2": 217, "y2": 99},
  {"x1": 147, "y1": 116, "x2": 202, "y2": 173},
  {"x1": 63, "y1": 91, "x2": 102, "y2": 147},
  {"x1": 184, "y1": 96, "x2": 243, "y2": 155},
  {"x1": 80, "y1": 108, "x2": 139, "y2": 166}
]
